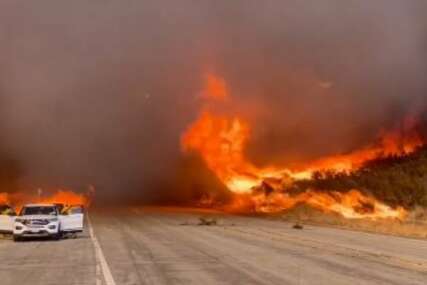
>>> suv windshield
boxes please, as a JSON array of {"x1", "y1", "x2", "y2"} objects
[{"x1": 21, "y1": 206, "x2": 57, "y2": 216}]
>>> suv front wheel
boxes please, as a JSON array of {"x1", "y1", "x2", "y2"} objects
[{"x1": 52, "y1": 231, "x2": 62, "y2": 241}]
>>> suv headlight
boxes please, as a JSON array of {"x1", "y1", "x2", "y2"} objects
[
  {"x1": 48, "y1": 218, "x2": 59, "y2": 222},
  {"x1": 15, "y1": 218, "x2": 25, "y2": 223}
]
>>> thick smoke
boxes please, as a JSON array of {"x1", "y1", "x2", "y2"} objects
[{"x1": 0, "y1": 1, "x2": 426, "y2": 204}]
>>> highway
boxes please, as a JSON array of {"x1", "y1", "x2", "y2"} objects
[{"x1": 0, "y1": 207, "x2": 426, "y2": 285}]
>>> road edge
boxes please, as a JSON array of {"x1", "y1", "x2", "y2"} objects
[{"x1": 87, "y1": 213, "x2": 116, "y2": 285}]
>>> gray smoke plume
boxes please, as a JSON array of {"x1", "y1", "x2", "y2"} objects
[{"x1": 0, "y1": 1, "x2": 426, "y2": 204}]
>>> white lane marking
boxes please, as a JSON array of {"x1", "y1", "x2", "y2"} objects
[{"x1": 87, "y1": 213, "x2": 117, "y2": 285}]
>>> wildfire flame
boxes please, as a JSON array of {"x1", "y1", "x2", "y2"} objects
[
  {"x1": 181, "y1": 74, "x2": 419, "y2": 220},
  {"x1": 203, "y1": 73, "x2": 229, "y2": 101},
  {"x1": 294, "y1": 118, "x2": 424, "y2": 176},
  {"x1": 37, "y1": 190, "x2": 90, "y2": 207},
  {"x1": 0, "y1": 192, "x2": 10, "y2": 205},
  {"x1": 0, "y1": 189, "x2": 91, "y2": 213},
  {"x1": 227, "y1": 189, "x2": 406, "y2": 220}
]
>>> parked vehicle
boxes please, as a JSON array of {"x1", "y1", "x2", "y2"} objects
[{"x1": 10, "y1": 203, "x2": 84, "y2": 241}]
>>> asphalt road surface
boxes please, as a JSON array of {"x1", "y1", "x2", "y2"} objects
[{"x1": 0, "y1": 207, "x2": 426, "y2": 285}]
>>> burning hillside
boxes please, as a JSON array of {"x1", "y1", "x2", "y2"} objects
[{"x1": 181, "y1": 74, "x2": 425, "y2": 220}]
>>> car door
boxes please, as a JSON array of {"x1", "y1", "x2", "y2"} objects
[
  {"x1": 0, "y1": 206, "x2": 16, "y2": 233},
  {"x1": 60, "y1": 206, "x2": 84, "y2": 232}
]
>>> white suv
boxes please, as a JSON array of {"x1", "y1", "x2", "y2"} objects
[{"x1": 12, "y1": 203, "x2": 84, "y2": 241}]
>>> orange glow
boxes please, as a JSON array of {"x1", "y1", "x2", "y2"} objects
[
  {"x1": 182, "y1": 111, "x2": 262, "y2": 193},
  {"x1": 0, "y1": 192, "x2": 9, "y2": 205},
  {"x1": 0, "y1": 190, "x2": 90, "y2": 213},
  {"x1": 226, "y1": 189, "x2": 406, "y2": 220},
  {"x1": 181, "y1": 73, "x2": 419, "y2": 220},
  {"x1": 294, "y1": 123, "x2": 424, "y2": 175},
  {"x1": 202, "y1": 73, "x2": 229, "y2": 101},
  {"x1": 37, "y1": 190, "x2": 89, "y2": 207}
]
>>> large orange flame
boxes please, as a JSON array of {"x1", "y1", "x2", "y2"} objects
[
  {"x1": 182, "y1": 74, "x2": 419, "y2": 220},
  {"x1": 227, "y1": 189, "x2": 406, "y2": 219},
  {"x1": 37, "y1": 190, "x2": 89, "y2": 207},
  {"x1": 0, "y1": 189, "x2": 91, "y2": 213}
]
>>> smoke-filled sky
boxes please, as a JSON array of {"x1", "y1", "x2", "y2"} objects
[{"x1": 0, "y1": 1, "x2": 426, "y2": 203}]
